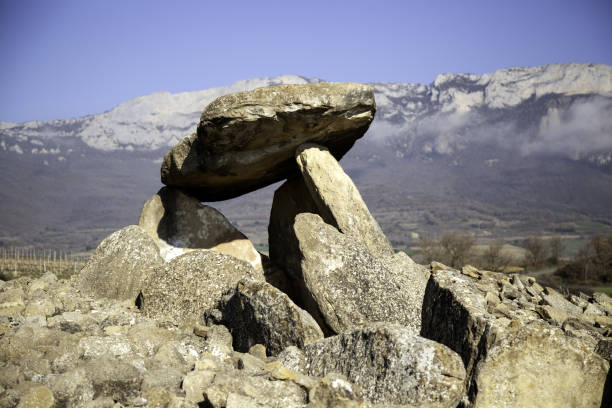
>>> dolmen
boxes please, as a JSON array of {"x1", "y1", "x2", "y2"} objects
[{"x1": 1, "y1": 82, "x2": 608, "y2": 407}]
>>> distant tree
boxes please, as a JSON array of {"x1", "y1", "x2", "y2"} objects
[
  {"x1": 418, "y1": 236, "x2": 444, "y2": 265},
  {"x1": 439, "y1": 231, "x2": 475, "y2": 268},
  {"x1": 549, "y1": 236, "x2": 565, "y2": 265},
  {"x1": 481, "y1": 239, "x2": 512, "y2": 272},
  {"x1": 523, "y1": 236, "x2": 548, "y2": 268},
  {"x1": 555, "y1": 234, "x2": 612, "y2": 283}
]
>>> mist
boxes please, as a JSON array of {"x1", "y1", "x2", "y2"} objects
[{"x1": 367, "y1": 95, "x2": 612, "y2": 160}]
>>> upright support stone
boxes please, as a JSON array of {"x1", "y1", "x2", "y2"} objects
[
  {"x1": 138, "y1": 187, "x2": 262, "y2": 271},
  {"x1": 296, "y1": 143, "x2": 394, "y2": 259}
]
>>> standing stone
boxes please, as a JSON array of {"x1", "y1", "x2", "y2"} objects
[
  {"x1": 75, "y1": 225, "x2": 163, "y2": 302},
  {"x1": 138, "y1": 187, "x2": 262, "y2": 271},
  {"x1": 421, "y1": 267, "x2": 609, "y2": 407},
  {"x1": 296, "y1": 144, "x2": 394, "y2": 258},
  {"x1": 204, "y1": 279, "x2": 323, "y2": 356},
  {"x1": 304, "y1": 323, "x2": 465, "y2": 407},
  {"x1": 140, "y1": 250, "x2": 264, "y2": 327},
  {"x1": 268, "y1": 178, "x2": 319, "y2": 280},
  {"x1": 292, "y1": 213, "x2": 427, "y2": 334},
  {"x1": 161, "y1": 83, "x2": 376, "y2": 201}
]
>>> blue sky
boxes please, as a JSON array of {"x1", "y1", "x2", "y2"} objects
[{"x1": 1, "y1": 0, "x2": 611, "y2": 123}]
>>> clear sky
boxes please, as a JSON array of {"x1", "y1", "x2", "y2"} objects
[{"x1": 1, "y1": 0, "x2": 611, "y2": 123}]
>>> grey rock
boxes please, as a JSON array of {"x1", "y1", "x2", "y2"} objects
[
  {"x1": 75, "y1": 225, "x2": 163, "y2": 302},
  {"x1": 304, "y1": 323, "x2": 465, "y2": 407},
  {"x1": 248, "y1": 344, "x2": 267, "y2": 361},
  {"x1": 541, "y1": 287, "x2": 583, "y2": 315},
  {"x1": 16, "y1": 385, "x2": 54, "y2": 408},
  {"x1": 307, "y1": 374, "x2": 364, "y2": 408},
  {"x1": 296, "y1": 144, "x2": 394, "y2": 258},
  {"x1": 292, "y1": 213, "x2": 427, "y2": 334},
  {"x1": 49, "y1": 368, "x2": 95, "y2": 407},
  {"x1": 202, "y1": 369, "x2": 307, "y2": 408},
  {"x1": 276, "y1": 346, "x2": 307, "y2": 374},
  {"x1": 161, "y1": 82, "x2": 375, "y2": 201},
  {"x1": 83, "y1": 357, "x2": 142, "y2": 404},
  {"x1": 182, "y1": 369, "x2": 215, "y2": 403},
  {"x1": 205, "y1": 279, "x2": 323, "y2": 355},
  {"x1": 421, "y1": 267, "x2": 610, "y2": 407},
  {"x1": 142, "y1": 367, "x2": 184, "y2": 392},
  {"x1": 138, "y1": 187, "x2": 262, "y2": 270},
  {"x1": 269, "y1": 177, "x2": 320, "y2": 281},
  {"x1": 140, "y1": 249, "x2": 263, "y2": 327}
]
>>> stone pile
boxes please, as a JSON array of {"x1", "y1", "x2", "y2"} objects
[{"x1": 1, "y1": 83, "x2": 609, "y2": 407}]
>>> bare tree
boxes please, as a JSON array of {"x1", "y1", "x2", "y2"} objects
[
  {"x1": 523, "y1": 236, "x2": 548, "y2": 268},
  {"x1": 549, "y1": 236, "x2": 565, "y2": 265},
  {"x1": 481, "y1": 239, "x2": 512, "y2": 271},
  {"x1": 418, "y1": 236, "x2": 444, "y2": 265},
  {"x1": 439, "y1": 231, "x2": 475, "y2": 268}
]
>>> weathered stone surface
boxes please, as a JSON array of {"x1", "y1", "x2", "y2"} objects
[
  {"x1": 307, "y1": 374, "x2": 364, "y2": 408},
  {"x1": 421, "y1": 267, "x2": 610, "y2": 407},
  {"x1": 304, "y1": 323, "x2": 465, "y2": 407},
  {"x1": 161, "y1": 82, "x2": 376, "y2": 201},
  {"x1": 16, "y1": 385, "x2": 54, "y2": 408},
  {"x1": 269, "y1": 177, "x2": 320, "y2": 280},
  {"x1": 205, "y1": 279, "x2": 323, "y2": 356},
  {"x1": 138, "y1": 187, "x2": 262, "y2": 270},
  {"x1": 275, "y1": 346, "x2": 307, "y2": 374},
  {"x1": 201, "y1": 369, "x2": 308, "y2": 407},
  {"x1": 75, "y1": 225, "x2": 163, "y2": 302},
  {"x1": 292, "y1": 213, "x2": 428, "y2": 334},
  {"x1": 140, "y1": 250, "x2": 263, "y2": 327},
  {"x1": 296, "y1": 144, "x2": 393, "y2": 258}
]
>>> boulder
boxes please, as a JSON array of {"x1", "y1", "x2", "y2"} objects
[
  {"x1": 161, "y1": 82, "x2": 376, "y2": 201},
  {"x1": 268, "y1": 177, "x2": 320, "y2": 281},
  {"x1": 421, "y1": 267, "x2": 610, "y2": 407},
  {"x1": 204, "y1": 279, "x2": 323, "y2": 356},
  {"x1": 304, "y1": 323, "x2": 465, "y2": 407},
  {"x1": 292, "y1": 213, "x2": 428, "y2": 334},
  {"x1": 138, "y1": 187, "x2": 262, "y2": 270},
  {"x1": 140, "y1": 250, "x2": 263, "y2": 327},
  {"x1": 296, "y1": 144, "x2": 393, "y2": 258},
  {"x1": 75, "y1": 225, "x2": 163, "y2": 302}
]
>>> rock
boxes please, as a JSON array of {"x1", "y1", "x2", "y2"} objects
[
  {"x1": 49, "y1": 368, "x2": 95, "y2": 407},
  {"x1": 204, "y1": 279, "x2": 323, "y2": 355},
  {"x1": 541, "y1": 287, "x2": 583, "y2": 315},
  {"x1": 304, "y1": 323, "x2": 465, "y2": 407},
  {"x1": 295, "y1": 144, "x2": 394, "y2": 258},
  {"x1": 140, "y1": 250, "x2": 263, "y2": 327},
  {"x1": 161, "y1": 82, "x2": 376, "y2": 201},
  {"x1": 182, "y1": 370, "x2": 215, "y2": 403},
  {"x1": 83, "y1": 357, "x2": 142, "y2": 404},
  {"x1": 307, "y1": 374, "x2": 364, "y2": 408},
  {"x1": 16, "y1": 385, "x2": 54, "y2": 408},
  {"x1": 421, "y1": 267, "x2": 610, "y2": 407},
  {"x1": 275, "y1": 346, "x2": 307, "y2": 374},
  {"x1": 269, "y1": 177, "x2": 320, "y2": 280},
  {"x1": 248, "y1": 344, "x2": 267, "y2": 361},
  {"x1": 292, "y1": 213, "x2": 427, "y2": 334},
  {"x1": 75, "y1": 225, "x2": 163, "y2": 302},
  {"x1": 138, "y1": 187, "x2": 262, "y2": 270},
  {"x1": 201, "y1": 369, "x2": 308, "y2": 408}
]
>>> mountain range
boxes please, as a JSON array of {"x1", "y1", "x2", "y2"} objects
[{"x1": 1, "y1": 63, "x2": 611, "y2": 253}]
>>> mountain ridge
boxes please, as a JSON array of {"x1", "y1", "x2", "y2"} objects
[{"x1": 1, "y1": 63, "x2": 611, "y2": 252}]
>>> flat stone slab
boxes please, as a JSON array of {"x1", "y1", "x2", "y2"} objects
[{"x1": 161, "y1": 82, "x2": 375, "y2": 201}]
